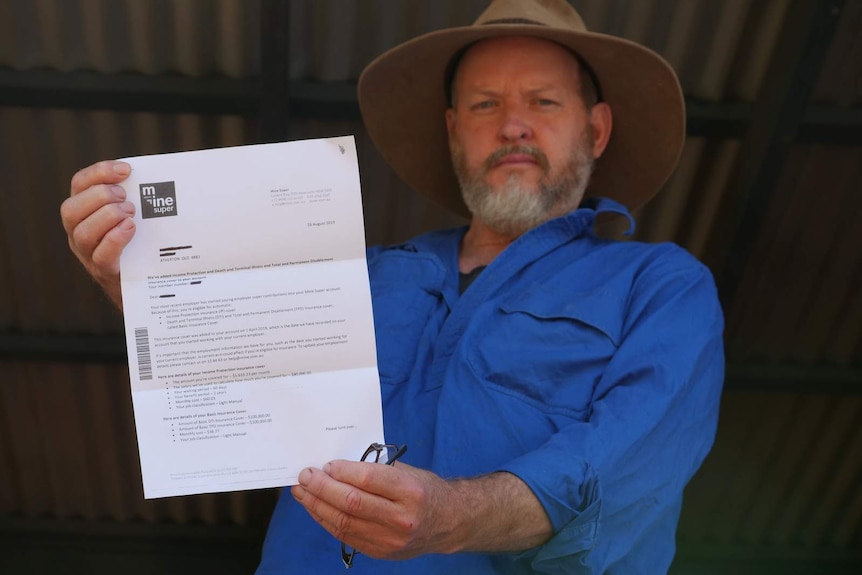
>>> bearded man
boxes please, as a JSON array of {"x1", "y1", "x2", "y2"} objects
[{"x1": 61, "y1": 1, "x2": 724, "y2": 573}]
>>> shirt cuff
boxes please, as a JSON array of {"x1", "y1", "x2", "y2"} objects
[{"x1": 500, "y1": 454, "x2": 602, "y2": 570}]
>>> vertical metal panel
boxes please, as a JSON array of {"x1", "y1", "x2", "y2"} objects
[
  {"x1": 126, "y1": 0, "x2": 158, "y2": 74},
  {"x1": 767, "y1": 395, "x2": 861, "y2": 545},
  {"x1": 786, "y1": 146, "x2": 862, "y2": 363},
  {"x1": 32, "y1": 0, "x2": 64, "y2": 69},
  {"x1": 0, "y1": 362, "x2": 52, "y2": 516},
  {"x1": 680, "y1": 392, "x2": 862, "y2": 548},
  {"x1": 728, "y1": 0, "x2": 792, "y2": 101},
  {"x1": 828, "y1": 263, "x2": 862, "y2": 364},
  {"x1": 736, "y1": 394, "x2": 837, "y2": 544},
  {"x1": 0, "y1": 360, "x2": 278, "y2": 526},
  {"x1": 634, "y1": 138, "x2": 740, "y2": 260},
  {"x1": 0, "y1": 0, "x2": 260, "y2": 77},
  {"x1": 725, "y1": 143, "x2": 862, "y2": 364},
  {"x1": 216, "y1": 0, "x2": 245, "y2": 78},
  {"x1": 635, "y1": 138, "x2": 707, "y2": 245},
  {"x1": 680, "y1": 140, "x2": 740, "y2": 259},
  {"x1": 0, "y1": 2, "x2": 15, "y2": 65},
  {"x1": 260, "y1": 0, "x2": 292, "y2": 142},
  {"x1": 80, "y1": 0, "x2": 110, "y2": 71},
  {"x1": 693, "y1": 0, "x2": 749, "y2": 100},
  {"x1": 316, "y1": 0, "x2": 358, "y2": 82},
  {"x1": 800, "y1": 407, "x2": 862, "y2": 546},
  {"x1": 812, "y1": 0, "x2": 862, "y2": 106},
  {"x1": 0, "y1": 107, "x2": 75, "y2": 332}
]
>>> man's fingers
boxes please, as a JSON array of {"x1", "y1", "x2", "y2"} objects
[
  {"x1": 67, "y1": 198, "x2": 135, "y2": 260},
  {"x1": 327, "y1": 459, "x2": 418, "y2": 499},
  {"x1": 291, "y1": 482, "x2": 399, "y2": 558},
  {"x1": 61, "y1": 184, "x2": 129, "y2": 236},
  {"x1": 70, "y1": 160, "x2": 130, "y2": 196},
  {"x1": 295, "y1": 466, "x2": 403, "y2": 526},
  {"x1": 297, "y1": 466, "x2": 375, "y2": 515},
  {"x1": 90, "y1": 218, "x2": 136, "y2": 276},
  {"x1": 291, "y1": 474, "x2": 374, "y2": 545}
]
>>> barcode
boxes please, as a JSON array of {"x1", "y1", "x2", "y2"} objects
[{"x1": 135, "y1": 327, "x2": 153, "y2": 381}]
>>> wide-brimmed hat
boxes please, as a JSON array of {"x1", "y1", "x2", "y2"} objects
[{"x1": 358, "y1": 0, "x2": 685, "y2": 218}]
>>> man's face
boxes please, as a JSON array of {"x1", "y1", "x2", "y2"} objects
[{"x1": 446, "y1": 36, "x2": 609, "y2": 237}]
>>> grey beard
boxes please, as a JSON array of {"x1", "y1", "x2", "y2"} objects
[{"x1": 454, "y1": 141, "x2": 595, "y2": 237}]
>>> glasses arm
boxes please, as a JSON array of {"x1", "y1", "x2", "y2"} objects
[{"x1": 342, "y1": 442, "x2": 408, "y2": 568}]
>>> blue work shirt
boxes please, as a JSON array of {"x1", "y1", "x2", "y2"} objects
[{"x1": 257, "y1": 198, "x2": 725, "y2": 574}]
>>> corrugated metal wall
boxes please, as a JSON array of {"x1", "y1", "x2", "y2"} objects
[{"x1": 1, "y1": 0, "x2": 861, "y2": 571}]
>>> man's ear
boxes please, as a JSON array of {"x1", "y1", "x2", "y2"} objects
[{"x1": 589, "y1": 102, "x2": 613, "y2": 159}]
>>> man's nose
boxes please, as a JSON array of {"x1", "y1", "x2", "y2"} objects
[{"x1": 498, "y1": 107, "x2": 533, "y2": 142}]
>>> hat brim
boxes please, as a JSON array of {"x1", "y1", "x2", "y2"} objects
[{"x1": 358, "y1": 24, "x2": 686, "y2": 218}]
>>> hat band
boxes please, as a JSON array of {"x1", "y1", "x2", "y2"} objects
[{"x1": 482, "y1": 18, "x2": 545, "y2": 26}]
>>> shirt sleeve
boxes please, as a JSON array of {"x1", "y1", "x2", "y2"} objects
[{"x1": 498, "y1": 254, "x2": 725, "y2": 573}]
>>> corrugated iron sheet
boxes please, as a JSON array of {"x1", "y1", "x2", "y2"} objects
[
  {"x1": 0, "y1": 359, "x2": 278, "y2": 526},
  {"x1": 0, "y1": 0, "x2": 860, "y2": 562}
]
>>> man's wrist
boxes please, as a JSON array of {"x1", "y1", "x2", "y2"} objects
[{"x1": 438, "y1": 472, "x2": 552, "y2": 555}]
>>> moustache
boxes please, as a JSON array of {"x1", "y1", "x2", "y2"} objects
[{"x1": 482, "y1": 145, "x2": 550, "y2": 173}]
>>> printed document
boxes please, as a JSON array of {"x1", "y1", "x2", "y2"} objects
[{"x1": 118, "y1": 136, "x2": 384, "y2": 498}]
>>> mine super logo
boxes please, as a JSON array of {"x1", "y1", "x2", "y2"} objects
[{"x1": 140, "y1": 181, "x2": 178, "y2": 219}]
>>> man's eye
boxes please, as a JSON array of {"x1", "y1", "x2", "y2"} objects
[
  {"x1": 472, "y1": 100, "x2": 496, "y2": 110},
  {"x1": 535, "y1": 98, "x2": 558, "y2": 107}
]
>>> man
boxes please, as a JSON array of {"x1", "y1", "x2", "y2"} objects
[{"x1": 61, "y1": 0, "x2": 724, "y2": 573}]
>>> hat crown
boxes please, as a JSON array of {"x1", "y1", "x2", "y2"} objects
[{"x1": 476, "y1": 0, "x2": 587, "y2": 32}]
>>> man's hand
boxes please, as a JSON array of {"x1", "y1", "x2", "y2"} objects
[
  {"x1": 292, "y1": 460, "x2": 459, "y2": 560},
  {"x1": 291, "y1": 460, "x2": 553, "y2": 561},
  {"x1": 60, "y1": 160, "x2": 135, "y2": 308}
]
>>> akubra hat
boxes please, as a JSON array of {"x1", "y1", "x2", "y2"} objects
[{"x1": 358, "y1": 0, "x2": 686, "y2": 218}]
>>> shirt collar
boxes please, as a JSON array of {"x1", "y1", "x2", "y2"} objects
[{"x1": 570, "y1": 196, "x2": 636, "y2": 237}]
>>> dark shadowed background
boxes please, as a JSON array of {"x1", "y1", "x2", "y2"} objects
[{"x1": 1, "y1": 1, "x2": 861, "y2": 573}]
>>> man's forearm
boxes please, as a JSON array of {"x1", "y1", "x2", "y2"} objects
[{"x1": 441, "y1": 471, "x2": 553, "y2": 554}]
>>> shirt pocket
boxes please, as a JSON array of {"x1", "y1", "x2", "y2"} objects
[
  {"x1": 469, "y1": 283, "x2": 623, "y2": 419},
  {"x1": 369, "y1": 250, "x2": 445, "y2": 386}
]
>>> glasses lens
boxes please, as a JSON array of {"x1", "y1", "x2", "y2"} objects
[{"x1": 360, "y1": 444, "x2": 383, "y2": 463}]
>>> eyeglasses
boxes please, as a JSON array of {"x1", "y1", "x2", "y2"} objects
[{"x1": 341, "y1": 442, "x2": 408, "y2": 569}]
